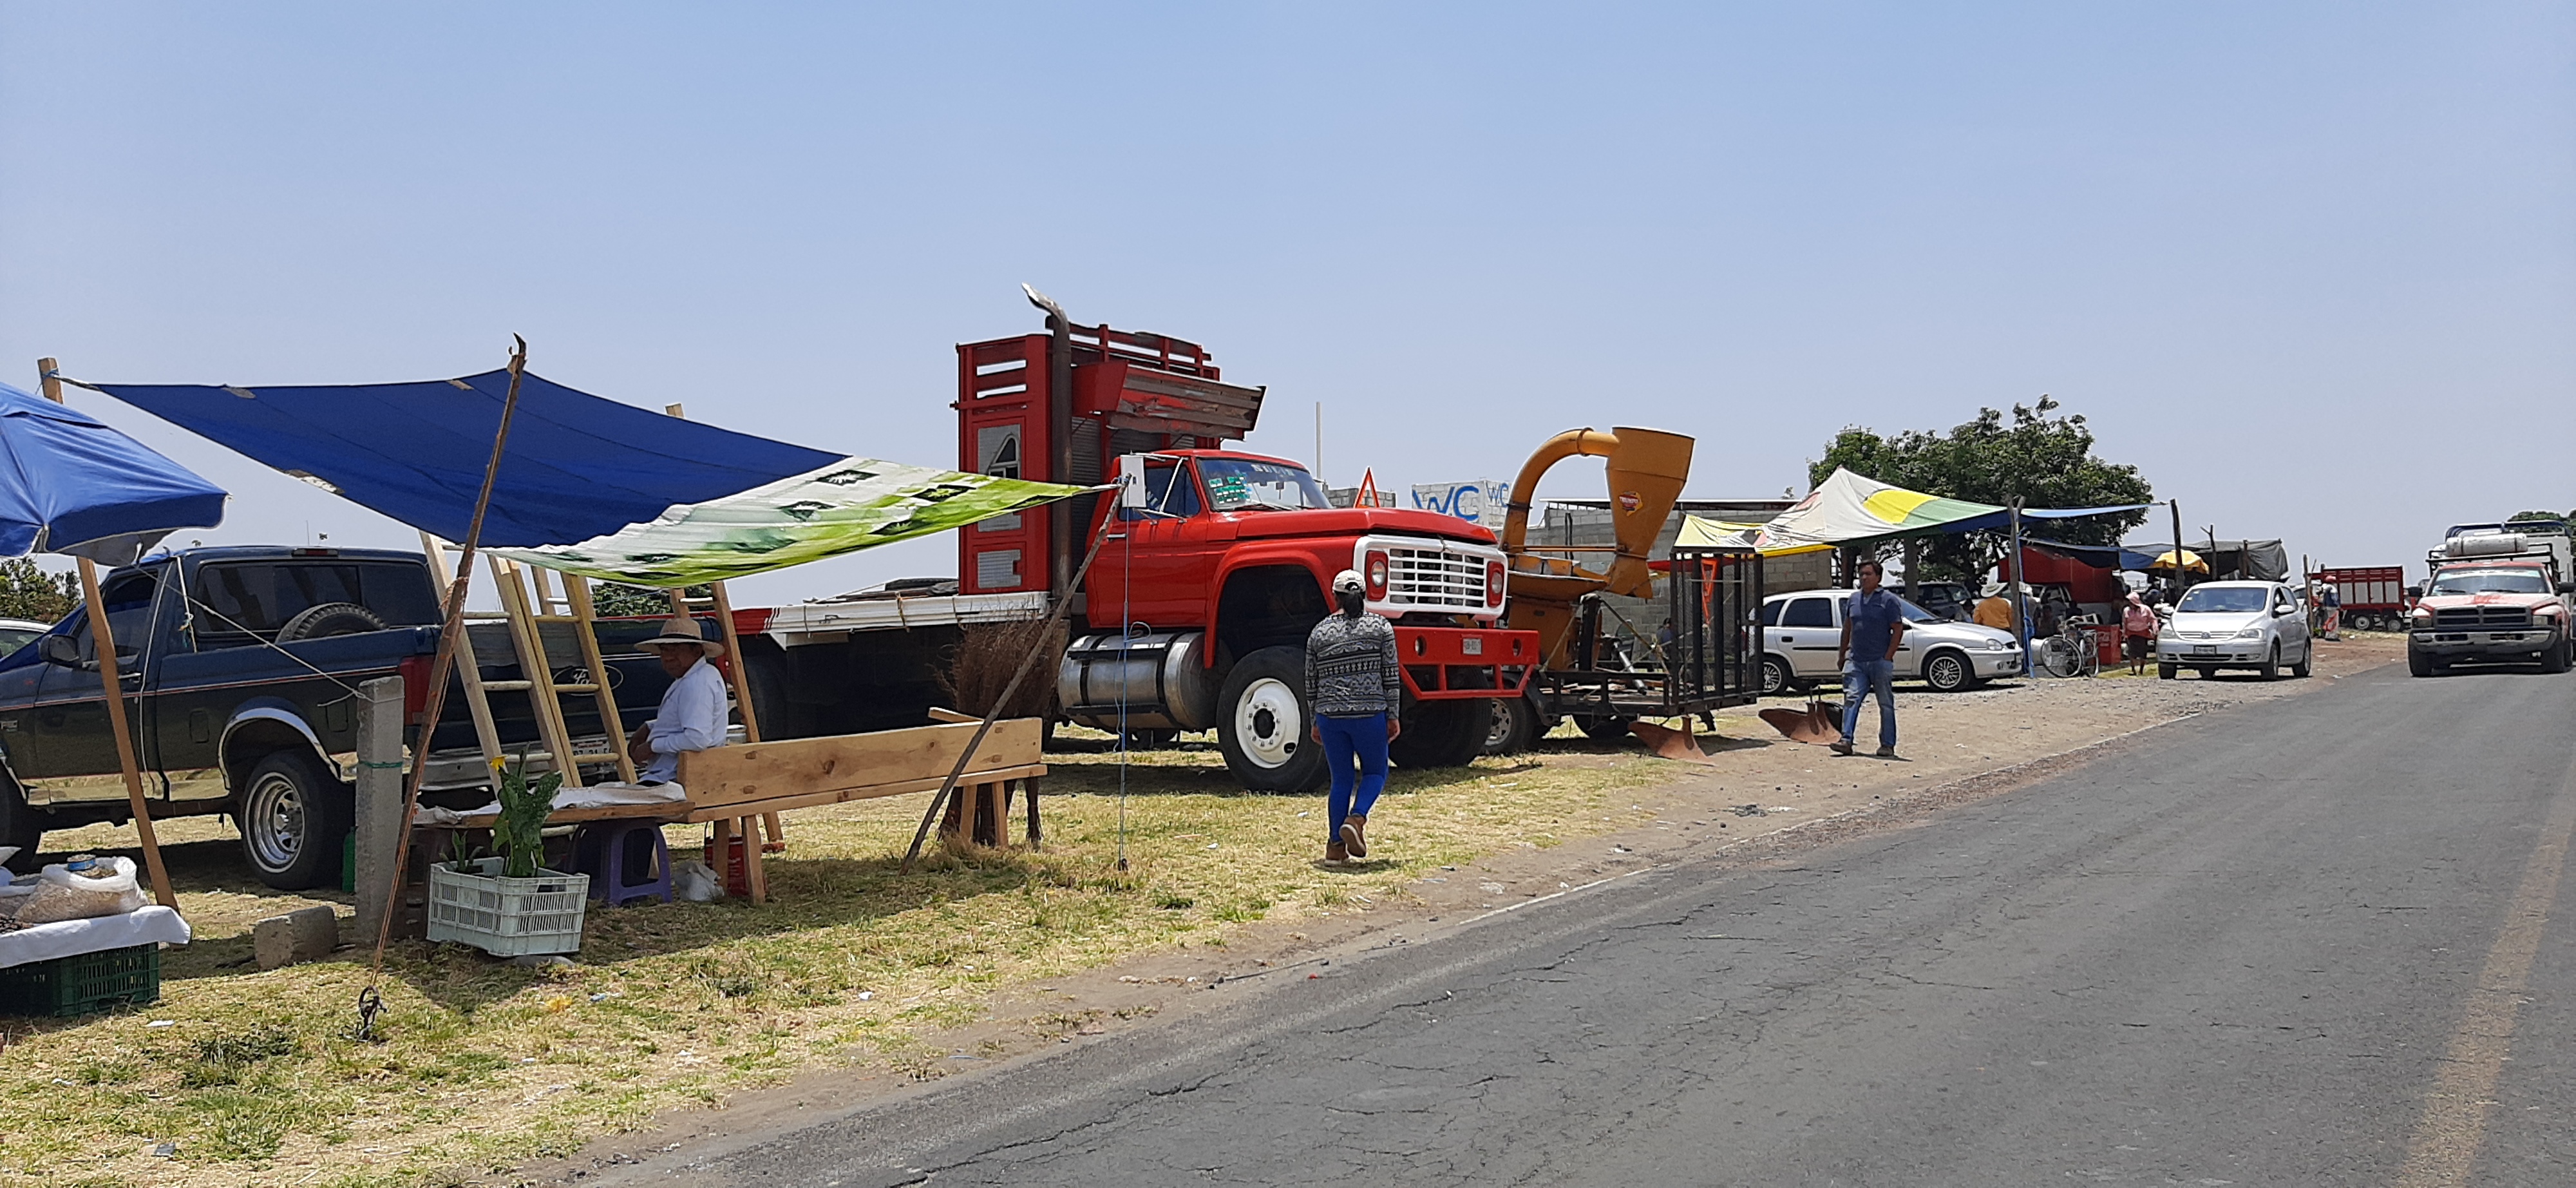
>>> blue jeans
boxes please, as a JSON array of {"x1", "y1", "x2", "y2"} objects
[
  {"x1": 1317, "y1": 713, "x2": 1389, "y2": 841},
  {"x1": 1840, "y1": 658, "x2": 1897, "y2": 750}
]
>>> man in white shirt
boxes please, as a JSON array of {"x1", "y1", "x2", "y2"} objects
[{"x1": 625, "y1": 620, "x2": 732, "y2": 785}]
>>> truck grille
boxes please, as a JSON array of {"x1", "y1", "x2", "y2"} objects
[
  {"x1": 2434, "y1": 606, "x2": 2530, "y2": 630},
  {"x1": 1385, "y1": 548, "x2": 1488, "y2": 611}
]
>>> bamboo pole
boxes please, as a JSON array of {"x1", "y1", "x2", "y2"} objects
[
  {"x1": 357, "y1": 336, "x2": 529, "y2": 1039},
  {"x1": 34, "y1": 358, "x2": 176, "y2": 909}
]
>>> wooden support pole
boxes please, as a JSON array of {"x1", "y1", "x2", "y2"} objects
[{"x1": 35, "y1": 358, "x2": 175, "y2": 909}]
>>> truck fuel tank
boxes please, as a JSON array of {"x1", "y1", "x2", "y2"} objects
[{"x1": 1057, "y1": 630, "x2": 1222, "y2": 733}]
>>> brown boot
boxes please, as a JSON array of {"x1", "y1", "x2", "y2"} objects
[
  {"x1": 1340, "y1": 814, "x2": 1368, "y2": 859},
  {"x1": 1324, "y1": 839, "x2": 1348, "y2": 864}
]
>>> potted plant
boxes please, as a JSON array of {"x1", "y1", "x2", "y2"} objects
[{"x1": 426, "y1": 754, "x2": 591, "y2": 956}]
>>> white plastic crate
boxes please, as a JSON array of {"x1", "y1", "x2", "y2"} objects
[{"x1": 426, "y1": 857, "x2": 590, "y2": 957}]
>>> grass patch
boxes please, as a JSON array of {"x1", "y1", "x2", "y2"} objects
[{"x1": 2, "y1": 725, "x2": 1672, "y2": 1188}]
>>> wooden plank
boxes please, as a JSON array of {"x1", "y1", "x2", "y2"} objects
[
  {"x1": 743, "y1": 814, "x2": 768, "y2": 902},
  {"x1": 421, "y1": 533, "x2": 505, "y2": 771},
  {"x1": 562, "y1": 574, "x2": 638, "y2": 783},
  {"x1": 430, "y1": 762, "x2": 1052, "y2": 829},
  {"x1": 676, "y1": 719, "x2": 1044, "y2": 809},
  {"x1": 925, "y1": 705, "x2": 978, "y2": 723}
]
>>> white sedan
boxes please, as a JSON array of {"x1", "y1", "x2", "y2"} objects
[
  {"x1": 2156, "y1": 580, "x2": 2314, "y2": 680},
  {"x1": 1759, "y1": 589, "x2": 2025, "y2": 695}
]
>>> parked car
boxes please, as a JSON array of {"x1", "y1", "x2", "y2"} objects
[
  {"x1": 1757, "y1": 589, "x2": 2024, "y2": 696},
  {"x1": 0, "y1": 618, "x2": 47, "y2": 660},
  {"x1": 2155, "y1": 580, "x2": 2314, "y2": 680}
]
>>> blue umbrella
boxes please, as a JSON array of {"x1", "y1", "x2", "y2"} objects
[{"x1": 0, "y1": 380, "x2": 226, "y2": 564}]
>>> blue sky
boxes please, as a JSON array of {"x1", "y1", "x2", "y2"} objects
[{"x1": 5, "y1": 3, "x2": 2570, "y2": 602}]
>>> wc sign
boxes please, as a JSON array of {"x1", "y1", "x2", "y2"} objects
[{"x1": 1410, "y1": 480, "x2": 1511, "y2": 530}]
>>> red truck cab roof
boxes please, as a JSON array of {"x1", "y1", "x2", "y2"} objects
[{"x1": 1146, "y1": 449, "x2": 1502, "y2": 546}]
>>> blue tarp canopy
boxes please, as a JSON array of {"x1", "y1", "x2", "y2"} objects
[
  {"x1": 0, "y1": 381, "x2": 227, "y2": 564},
  {"x1": 90, "y1": 370, "x2": 840, "y2": 548}
]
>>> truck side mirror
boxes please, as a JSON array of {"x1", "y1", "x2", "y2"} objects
[{"x1": 37, "y1": 635, "x2": 82, "y2": 667}]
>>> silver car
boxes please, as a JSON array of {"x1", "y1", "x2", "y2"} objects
[
  {"x1": 1759, "y1": 589, "x2": 2025, "y2": 695},
  {"x1": 2155, "y1": 580, "x2": 2314, "y2": 679}
]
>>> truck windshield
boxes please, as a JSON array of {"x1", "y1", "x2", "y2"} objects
[
  {"x1": 1198, "y1": 459, "x2": 1330, "y2": 512},
  {"x1": 2175, "y1": 587, "x2": 2268, "y2": 613},
  {"x1": 2428, "y1": 570, "x2": 2550, "y2": 595}
]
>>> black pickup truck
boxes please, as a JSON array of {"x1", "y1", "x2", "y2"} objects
[{"x1": 0, "y1": 546, "x2": 685, "y2": 889}]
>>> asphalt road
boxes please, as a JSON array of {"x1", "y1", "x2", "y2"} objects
[{"x1": 618, "y1": 662, "x2": 2576, "y2": 1187}]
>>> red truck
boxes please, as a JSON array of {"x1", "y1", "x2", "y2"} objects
[
  {"x1": 669, "y1": 293, "x2": 1529, "y2": 795},
  {"x1": 2309, "y1": 565, "x2": 2409, "y2": 633}
]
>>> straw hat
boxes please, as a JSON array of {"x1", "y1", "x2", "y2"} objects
[{"x1": 638, "y1": 619, "x2": 724, "y2": 658}]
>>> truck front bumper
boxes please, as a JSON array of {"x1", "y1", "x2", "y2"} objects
[
  {"x1": 2411, "y1": 629, "x2": 2557, "y2": 658},
  {"x1": 1395, "y1": 625, "x2": 1541, "y2": 700}
]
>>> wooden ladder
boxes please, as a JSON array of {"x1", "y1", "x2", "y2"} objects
[{"x1": 425, "y1": 533, "x2": 635, "y2": 787}]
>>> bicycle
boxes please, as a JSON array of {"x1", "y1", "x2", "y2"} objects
[{"x1": 2038, "y1": 614, "x2": 2103, "y2": 679}]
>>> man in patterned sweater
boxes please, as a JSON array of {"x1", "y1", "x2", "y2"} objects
[{"x1": 1306, "y1": 569, "x2": 1403, "y2": 863}]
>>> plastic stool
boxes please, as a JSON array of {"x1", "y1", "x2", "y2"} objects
[{"x1": 573, "y1": 821, "x2": 672, "y2": 907}]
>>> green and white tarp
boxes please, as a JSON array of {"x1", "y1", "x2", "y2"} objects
[
  {"x1": 1747, "y1": 467, "x2": 2146, "y2": 554},
  {"x1": 488, "y1": 456, "x2": 1087, "y2": 586}
]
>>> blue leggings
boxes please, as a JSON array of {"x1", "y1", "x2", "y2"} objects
[{"x1": 1317, "y1": 713, "x2": 1389, "y2": 841}]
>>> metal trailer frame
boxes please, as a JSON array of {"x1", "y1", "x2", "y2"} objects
[{"x1": 1527, "y1": 546, "x2": 1765, "y2": 725}]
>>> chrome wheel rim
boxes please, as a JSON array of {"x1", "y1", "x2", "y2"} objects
[
  {"x1": 1234, "y1": 678, "x2": 1302, "y2": 769},
  {"x1": 243, "y1": 770, "x2": 305, "y2": 872},
  {"x1": 1929, "y1": 654, "x2": 1966, "y2": 690}
]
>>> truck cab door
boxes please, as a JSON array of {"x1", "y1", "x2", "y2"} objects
[
  {"x1": 15, "y1": 568, "x2": 164, "y2": 806},
  {"x1": 1101, "y1": 459, "x2": 1206, "y2": 627}
]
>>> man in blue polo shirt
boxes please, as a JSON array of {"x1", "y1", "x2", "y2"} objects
[{"x1": 1833, "y1": 559, "x2": 1906, "y2": 758}]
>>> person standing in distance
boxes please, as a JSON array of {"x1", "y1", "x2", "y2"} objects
[
  {"x1": 1832, "y1": 559, "x2": 1906, "y2": 758},
  {"x1": 1307, "y1": 569, "x2": 1401, "y2": 863}
]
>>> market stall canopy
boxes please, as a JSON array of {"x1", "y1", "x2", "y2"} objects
[
  {"x1": 0, "y1": 381, "x2": 225, "y2": 564},
  {"x1": 2132, "y1": 540, "x2": 2284, "y2": 581},
  {"x1": 1754, "y1": 468, "x2": 2149, "y2": 553},
  {"x1": 78, "y1": 369, "x2": 1088, "y2": 586},
  {"x1": 1674, "y1": 515, "x2": 1830, "y2": 557},
  {"x1": 2025, "y1": 537, "x2": 2166, "y2": 571}
]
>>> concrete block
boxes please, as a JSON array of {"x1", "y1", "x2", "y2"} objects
[{"x1": 253, "y1": 905, "x2": 340, "y2": 970}]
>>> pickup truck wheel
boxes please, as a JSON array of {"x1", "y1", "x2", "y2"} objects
[
  {"x1": 0, "y1": 777, "x2": 43, "y2": 874},
  {"x1": 1922, "y1": 649, "x2": 1975, "y2": 693},
  {"x1": 1215, "y1": 647, "x2": 1325, "y2": 793},
  {"x1": 275, "y1": 601, "x2": 388, "y2": 642},
  {"x1": 1392, "y1": 699, "x2": 1488, "y2": 769},
  {"x1": 2408, "y1": 646, "x2": 2434, "y2": 678},
  {"x1": 239, "y1": 749, "x2": 352, "y2": 890}
]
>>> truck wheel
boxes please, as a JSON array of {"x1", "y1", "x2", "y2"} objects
[
  {"x1": 2408, "y1": 647, "x2": 2434, "y2": 678},
  {"x1": 1392, "y1": 699, "x2": 1488, "y2": 769},
  {"x1": 238, "y1": 749, "x2": 353, "y2": 890},
  {"x1": 1481, "y1": 695, "x2": 1540, "y2": 756},
  {"x1": 274, "y1": 601, "x2": 388, "y2": 642},
  {"x1": 1922, "y1": 649, "x2": 1976, "y2": 693},
  {"x1": 1759, "y1": 656, "x2": 1797, "y2": 697},
  {"x1": 0, "y1": 775, "x2": 44, "y2": 874},
  {"x1": 1215, "y1": 647, "x2": 1325, "y2": 793},
  {"x1": 2544, "y1": 637, "x2": 2572, "y2": 675}
]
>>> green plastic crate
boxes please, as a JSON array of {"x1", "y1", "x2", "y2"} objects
[{"x1": 0, "y1": 943, "x2": 162, "y2": 1018}]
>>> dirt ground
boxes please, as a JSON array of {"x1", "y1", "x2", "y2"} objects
[{"x1": 507, "y1": 632, "x2": 2407, "y2": 1185}]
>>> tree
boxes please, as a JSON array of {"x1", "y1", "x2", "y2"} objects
[
  {"x1": 2506, "y1": 510, "x2": 2571, "y2": 525},
  {"x1": 589, "y1": 581, "x2": 712, "y2": 618},
  {"x1": 0, "y1": 558, "x2": 80, "y2": 623},
  {"x1": 1808, "y1": 396, "x2": 2155, "y2": 584}
]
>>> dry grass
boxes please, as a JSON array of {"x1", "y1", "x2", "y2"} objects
[{"x1": 0, "y1": 728, "x2": 1669, "y2": 1188}]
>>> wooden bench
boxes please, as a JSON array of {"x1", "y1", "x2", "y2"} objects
[{"x1": 423, "y1": 719, "x2": 1047, "y2": 905}]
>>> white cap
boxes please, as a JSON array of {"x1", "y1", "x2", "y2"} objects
[{"x1": 1331, "y1": 569, "x2": 1365, "y2": 594}]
